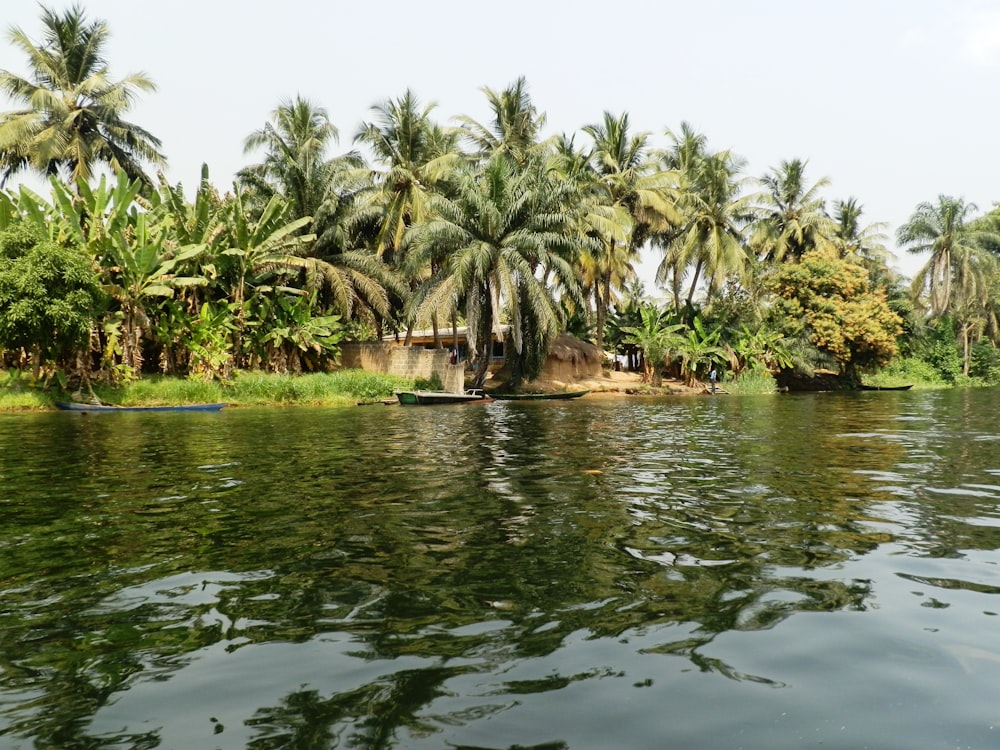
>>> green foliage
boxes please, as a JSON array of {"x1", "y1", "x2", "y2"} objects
[
  {"x1": 675, "y1": 316, "x2": 727, "y2": 386},
  {"x1": 187, "y1": 302, "x2": 237, "y2": 381},
  {"x1": 97, "y1": 375, "x2": 225, "y2": 406},
  {"x1": 767, "y1": 251, "x2": 902, "y2": 381},
  {"x1": 907, "y1": 316, "x2": 963, "y2": 383},
  {"x1": 318, "y1": 370, "x2": 412, "y2": 400},
  {"x1": 66, "y1": 370, "x2": 412, "y2": 408},
  {"x1": 226, "y1": 370, "x2": 409, "y2": 404},
  {"x1": 730, "y1": 324, "x2": 793, "y2": 374},
  {"x1": 725, "y1": 369, "x2": 778, "y2": 395},
  {"x1": 413, "y1": 372, "x2": 444, "y2": 391},
  {"x1": 0, "y1": 222, "x2": 101, "y2": 374},
  {"x1": 969, "y1": 342, "x2": 1000, "y2": 384},
  {"x1": 621, "y1": 305, "x2": 683, "y2": 386},
  {"x1": 244, "y1": 293, "x2": 343, "y2": 374},
  {"x1": 866, "y1": 356, "x2": 945, "y2": 389}
]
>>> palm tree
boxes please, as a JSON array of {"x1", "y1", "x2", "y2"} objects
[
  {"x1": 238, "y1": 95, "x2": 359, "y2": 222},
  {"x1": 831, "y1": 198, "x2": 888, "y2": 260},
  {"x1": 549, "y1": 133, "x2": 630, "y2": 337},
  {"x1": 355, "y1": 90, "x2": 461, "y2": 260},
  {"x1": 582, "y1": 111, "x2": 679, "y2": 352},
  {"x1": 896, "y1": 196, "x2": 987, "y2": 317},
  {"x1": 406, "y1": 155, "x2": 582, "y2": 389},
  {"x1": 353, "y1": 90, "x2": 463, "y2": 344},
  {"x1": 457, "y1": 76, "x2": 547, "y2": 166},
  {"x1": 750, "y1": 159, "x2": 833, "y2": 263},
  {"x1": 0, "y1": 4, "x2": 164, "y2": 187},
  {"x1": 658, "y1": 146, "x2": 754, "y2": 310},
  {"x1": 950, "y1": 247, "x2": 999, "y2": 375}
]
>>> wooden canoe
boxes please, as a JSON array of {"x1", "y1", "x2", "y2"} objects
[
  {"x1": 395, "y1": 390, "x2": 491, "y2": 405},
  {"x1": 489, "y1": 390, "x2": 590, "y2": 401}
]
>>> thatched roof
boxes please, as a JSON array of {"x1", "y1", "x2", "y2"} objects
[{"x1": 547, "y1": 333, "x2": 603, "y2": 365}]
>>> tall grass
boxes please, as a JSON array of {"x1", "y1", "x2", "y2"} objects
[
  {"x1": 100, "y1": 376, "x2": 226, "y2": 406},
  {"x1": 862, "y1": 357, "x2": 947, "y2": 389},
  {"x1": 4, "y1": 369, "x2": 417, "y2": 411},
  {"x1": 0, "y1": 388, "x2": 50, "y2": 411},
  {"x1": 725, "y1": 369, "x2": 778, "y2": 395},
  {"x1": 225, "y1": 370, "x2": 412, "y2": 405}
]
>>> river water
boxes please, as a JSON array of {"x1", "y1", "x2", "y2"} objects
[{"x1": 1, "y1": 389, "x2": 999, "y2": 749}]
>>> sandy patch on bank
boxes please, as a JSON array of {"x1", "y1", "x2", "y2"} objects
[{"x1": 489, "y1": 369, "x2": 706, "y2": 397}]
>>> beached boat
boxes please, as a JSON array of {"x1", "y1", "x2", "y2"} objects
[
  {"x1": 56, "y1": 402, "x2": 228, "y2": 413},
  {"x1": 489, "y1": 390, "x2": 590, "y2": 401},
  {"x1": 395, "y1": 390, "x2": 491, "y2": 405}
]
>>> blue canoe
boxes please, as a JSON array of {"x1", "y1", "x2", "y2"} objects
[{"x1": 56, "y1": 402, "x2": 228, "y2": 413}]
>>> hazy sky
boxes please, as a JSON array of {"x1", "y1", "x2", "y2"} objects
[{"x1": 3, "y1": 0, "x2": 1000, "y2": 284}]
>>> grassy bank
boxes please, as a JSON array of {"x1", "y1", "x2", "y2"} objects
[{"x1": 1, "y1": 370, "x2": 415, "y2": 411}]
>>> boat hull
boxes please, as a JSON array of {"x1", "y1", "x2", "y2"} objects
[
  {"x1": 56, "y1": 402, "x2": 228, "y2": 412},
  {"x1": 490, "y1": 390, "x2": 590, "y2": 401},
  {"x1": 395, "y1": 390, "x2": 490, "y2": 405}
]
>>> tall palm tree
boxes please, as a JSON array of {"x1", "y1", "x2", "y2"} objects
[
  {"x1": 355, "y1": 90, "x2": 463, "y2": 343},
  {"x1": 750, "y1": 159, "x2": 833, "y2": 263},
  {"x1": 830, "y1": 198, "x2": 887, "y2": 259},
  {"x1": 657, "y1": 146, "x2": 753, "y2": 310},
  {"x1": 238, "y1": 95, "x2": 358, "y2": 222},
  {"x1": 950, "y1": 246, "x2": 999, "y2": 374},
  {"x1": 0, "y1": 4, "x2": 164, "y2": 187},
  {"x1": 406, "y1": 155, "x2": 582, "y2": 389},
  {"x1": 896, "y1": 196, "x2": 987, "y2": 317},
  {"x1": 550, "y1": 133, "x2": 631, "y2": 337},
  {"x1": 457, "y1": 76, "x2": 547, "y2": 166},
  {"x1": 355, "y1": 90, "x2": 461, "y2": 258},
  {"x1": 582, "y1": 111, "x2": 679, "y2": 351}
]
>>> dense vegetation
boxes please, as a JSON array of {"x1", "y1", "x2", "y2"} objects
[{"x1": 1, "y1": 5, "x2": 999, "y2": 400}]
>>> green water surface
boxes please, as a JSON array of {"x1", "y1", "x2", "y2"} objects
[{"x1": 2, "y1": 390, "x2": 999, "y2": 749}]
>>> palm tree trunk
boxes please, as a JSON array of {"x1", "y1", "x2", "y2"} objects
[
  {"x1": 596, "y1": 271, "x2": 610, "y2": 354},
  {"x1": 961, "y1": 323, "x2": 971, "y2": 376},
  {"x1": 685, "y1": 258, "x2": 704, "y2": 308},
  {"x1": 473, "y1": 285, "x2": 493, "y2": 389}
]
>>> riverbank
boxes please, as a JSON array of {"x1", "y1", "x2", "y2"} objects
[
  {"x1": 509, "y1": 369, "x2": 705, "y2": 397},
  {"x1": 0, "y1": 370, "x2": 415, "y2": 412}
]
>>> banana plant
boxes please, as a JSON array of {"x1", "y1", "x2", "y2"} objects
[
  {"x1": 216, "y1": 190, "x2": 313, "y2": 364},
  {"x1": 103, "y1": 212, "x2": 207, "y2": 377},
  {"x1": 675, "y1": 316, "x2": 727, "y2": 387},
  {"x1": 48, "y1": 173, "x2": 144, "y2": 258},
  {"x1": 249, "y1": 293, "x2": 343, "y2": 373},
  {"x1": 187, "y1": 301, "x2": 238, "y2": 380},
  {"x1": 621, "y1": 305, "x2": 684, "y2": 386},
  {"x1": 731, "y1": 324, "x2": 794, "y2": 374}
]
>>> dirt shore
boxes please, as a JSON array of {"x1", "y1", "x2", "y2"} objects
[{"x1": 493, "y1": 369, "x2": 707, "y2": 397}]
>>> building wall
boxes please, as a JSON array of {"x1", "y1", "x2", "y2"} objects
[{"x1": 341, "y1": 343, "x2": 465, "y2": 392}]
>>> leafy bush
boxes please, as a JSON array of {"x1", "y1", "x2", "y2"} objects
[
  {"x1": 725, "y1": 369, "x2": 778, "y2": 395},
  {"x1": 868, "y1": 356, "x2": 944, "y2": 388},
  {"x1": 0, "y1": 223, "x2": 102, "y2": 374},
  {"x1": 969, "y1": 342, "x2": 1000, "y2": 384},
  {"x1": 413, "y1": 373, "x2": 444, "y2": 391}
]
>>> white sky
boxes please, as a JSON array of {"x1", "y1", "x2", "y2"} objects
[{"x1": 4, "y1": 0, "x2": 1000, "y2": 286}]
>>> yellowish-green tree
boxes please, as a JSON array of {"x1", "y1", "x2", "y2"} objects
[{"x1": 767, "y1": 250, "x2": 902, "y2": 383}]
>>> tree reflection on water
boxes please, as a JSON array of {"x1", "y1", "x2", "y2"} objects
[{"x1": 2, "y1": 390, "x2": 998, "y2": 748}]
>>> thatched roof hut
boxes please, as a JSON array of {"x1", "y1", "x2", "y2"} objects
[{"x1": 492, "y1": 333, "x2": 603, "y2": 390}]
